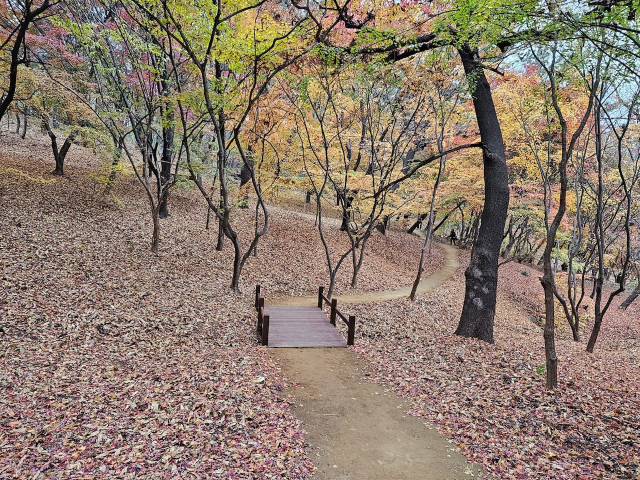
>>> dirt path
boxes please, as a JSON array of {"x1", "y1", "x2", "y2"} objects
[
  {"x1": 270, "y1": 244, "x2": 485, "y2": 479},
  {"x1": 272, "y1": 348, "x2": 481, "y2": 479},
  {"x1": 272, "y1": 243, "x2": 460, "y2": 306}
]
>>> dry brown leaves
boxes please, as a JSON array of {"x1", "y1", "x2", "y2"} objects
[
  {"x1": 347, "y1": 255, "x2": 640, "y2": 479},
  {"x1": 2, "y1": 129, "x2": 638, "y2": 480}
]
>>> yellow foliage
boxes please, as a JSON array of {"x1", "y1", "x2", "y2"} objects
[{"x1": 0, "y1": 168, "x2": 57, "y2": 184}]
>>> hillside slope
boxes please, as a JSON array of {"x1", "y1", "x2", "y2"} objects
[{"x1": 1, "y1": 129, "x2": 638, "y2": 479}]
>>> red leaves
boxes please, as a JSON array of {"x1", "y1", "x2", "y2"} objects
[
  {"x1": 0, "y1": 134, "x2": 314, "y2": 479},
  {"x1": 348, "y1": 255, "x2": 640, "y2": 479}
]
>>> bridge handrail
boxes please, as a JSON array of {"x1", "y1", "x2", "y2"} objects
[
  {"x1": 317, "y1": 286, "x2": 356, "y2": 346},
  {"x1": 254, "y1": 285, "x2": 269, "y2": 346}
]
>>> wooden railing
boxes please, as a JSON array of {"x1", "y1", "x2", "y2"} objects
[
  {"x1": 317, "y1": 286, "x2": 356, "y2": 346},
  {"x1": 255, "y1": 285, "x2": 269, "y2": 346}
]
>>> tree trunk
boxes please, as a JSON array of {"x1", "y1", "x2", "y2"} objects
[
  {"x1": 43, "y1": 120, "x2": 75, "y2": 176},
  {"x1": 620, "y1": 283, "x2": 640, "y2": 310},
  {"x1": 158, "y1": 121, "x2": 174, "y2": 218},
  {"x1": 586, "y1": 314, "x2": 602, "y2": 353},
  {"x1": 454, "y1": 47, "x2": 510, "y2": 344},
  {"x1": 350, "y1": 231, "x2": 372, "y2": 288},
  {"x1": 104, "y1": 141, "x2": 122, "y2": 195},
  {"x1": 15, "y1": 113, "x2": 20, "y2": 134},
  {"x1": 541, "y1": 264, "x2": 559, "y2": 389},
  {"x1": 151, "y1": 206, "x2": 160, "y2": 253},
  {"x1": 410, "y1": 225, "x2": 430, "y2": 301},
  {"x1": 0, "y1": 0, "x2": 52, "y2": 123},
  {"x1": 21, "y1": 111, "x2": 27, "y2": 139},
  {"x1": 229, "y1": 234, "x2": 242, "y2": 293},
  {"x1": 216, "y1": 199, "x2": 226, "y2": 251}
]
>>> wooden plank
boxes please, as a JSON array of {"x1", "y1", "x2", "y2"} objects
[{"x1": 264, "y1": 305, "x2": 347, "y2": 348}]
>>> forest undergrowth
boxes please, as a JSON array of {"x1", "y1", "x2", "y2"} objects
[{"x1": 1, "y1": 131, "x2": 639, "y2": 479}]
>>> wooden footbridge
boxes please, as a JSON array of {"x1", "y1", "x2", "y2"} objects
[{"x1": 255, "y1": 285, "x2": 355, "y2": 348}]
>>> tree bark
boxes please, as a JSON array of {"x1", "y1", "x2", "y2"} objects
[
  {"x1": 158, "y1": 122, "x2": 174, "y2": 218},
  {"x1": 216, "y1": 197, "x2": 226, "y2": 251},
  {"x1": 21, "y1": 110, "x2": 27, "y2": 139},
  {"x1": 43, "y1": 120, "x2": 75, "y2": 176},
  {"x1": 454, "y1": 47, "x2": 510, "y2": 344},
  {"x1": 104, "y1": 140, "x2": 122, "y2": 195},
  {"x1": 620, "y1": 283, "x2": 640, "y2": 310}
]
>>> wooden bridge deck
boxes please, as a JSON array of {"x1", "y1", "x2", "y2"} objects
[{"x1": 264, "y1": 306, "x2": 347, "y2": 348}]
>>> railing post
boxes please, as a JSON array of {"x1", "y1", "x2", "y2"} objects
[
  {"x1": 330, "y1": 298, "x2": 337, "y2": 326},
  {"x1": 257, "y1": 297, "x2": 265, "y2": 335},
  {"x1": 255, "y1": 284, "x2": 261, "y2": 310},
  {"x1": 347, "y1": 315, "x2": 356, "y2": 346},
  {"x1": 318, "y1": 286, "x2": 324, "y2": 308},
  {"x1": 262, "y1": 315, "x2": 270, "y2": 346}
]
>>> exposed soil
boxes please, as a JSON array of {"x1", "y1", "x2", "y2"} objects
[
  {"x1": 2, "y1": 126, "x2": 639, "y2": 480},
  {"x1": 269, "y1": 244, "x2": 487, "y2": 479},
  {"x1": 272, "y1": 348, "x2": 483, "y2": 480},
  {"x1": 272, "y1": 243, "x2": 459, "y2": 306}
]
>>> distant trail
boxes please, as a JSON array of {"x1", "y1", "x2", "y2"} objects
[{"x1": 272, "y1": 243, "x2": 460, "y2": 306}]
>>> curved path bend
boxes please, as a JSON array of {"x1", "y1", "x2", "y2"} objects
[
  {"x1": 271, "y1": 243, "x2": 487, "y2": 479},
  {"x1": 273, "y1": 243, "x2": 460, "y2": 306}
]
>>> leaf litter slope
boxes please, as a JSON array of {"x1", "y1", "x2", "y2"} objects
[
  {"x1": 0, "y1": 136, "x2": 314, "y2": 478},
  {"x1": 2, "y1": 130, "x2": 639, "y2": 479},
  {"x1": 341, "y1": 253, "x2": 640, "y2": 480},
  {"x1": 0, "y1": 130, "x2": 436, "y2": 479}
]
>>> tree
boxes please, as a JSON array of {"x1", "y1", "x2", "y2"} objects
[
  {"x1": 319, "y1": 0, "x2": 525, "y2": 343},
  {"x1": 323, "y1": 0, "x2": 640, "y2": 347},
  {"x1": 51, "y1": 0, "x2": 185, "y2": 251},
  {"x1": 529, "y1": 40, "x2": 600, "y2": 389},
  {"x1": 584, "y1": 69, "x2": 640, "y2": 352},
  {"x1": 130, "y1": 0, "x2": 322, "y2": 291},
  {"x1": 0, "y1": 0, "x2": 53, "y2": 122}
]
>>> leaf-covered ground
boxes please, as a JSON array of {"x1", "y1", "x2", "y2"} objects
[
  {"x1": 2, "y1": 130, "x2": 639, "y2": 479},
  {"x1": 345, "y1": 256, "x2": 640, "y2": 479},
  {"x1": 0, "y1": 130, "x2": 435, "y2": 479}
]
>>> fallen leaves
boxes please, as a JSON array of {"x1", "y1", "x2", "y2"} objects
[
  {"x1": 347, "y1": 256, "x2": 640, "y2": 479},
  {"x1": 2, "y1": 129, "x2": 639, "y2": 479},
  {"x1": 0, "y1": 132, "x2": 314, "y2": 479}
]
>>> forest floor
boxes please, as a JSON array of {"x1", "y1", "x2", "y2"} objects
[{"x1": 1, "y1": 128, "x2": 639, "y2": 479}]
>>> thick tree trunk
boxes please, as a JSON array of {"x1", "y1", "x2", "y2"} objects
[{"x1": 454, "y1": 47, "x2": 510, "y2": 344}]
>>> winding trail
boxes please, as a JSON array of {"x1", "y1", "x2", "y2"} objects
[
  {"x1": 271, "y1": 243, "x2": 487, "y2": 479},
  {"x1": 272, "y1": 243, "x2": 460, "y2": 306}
]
